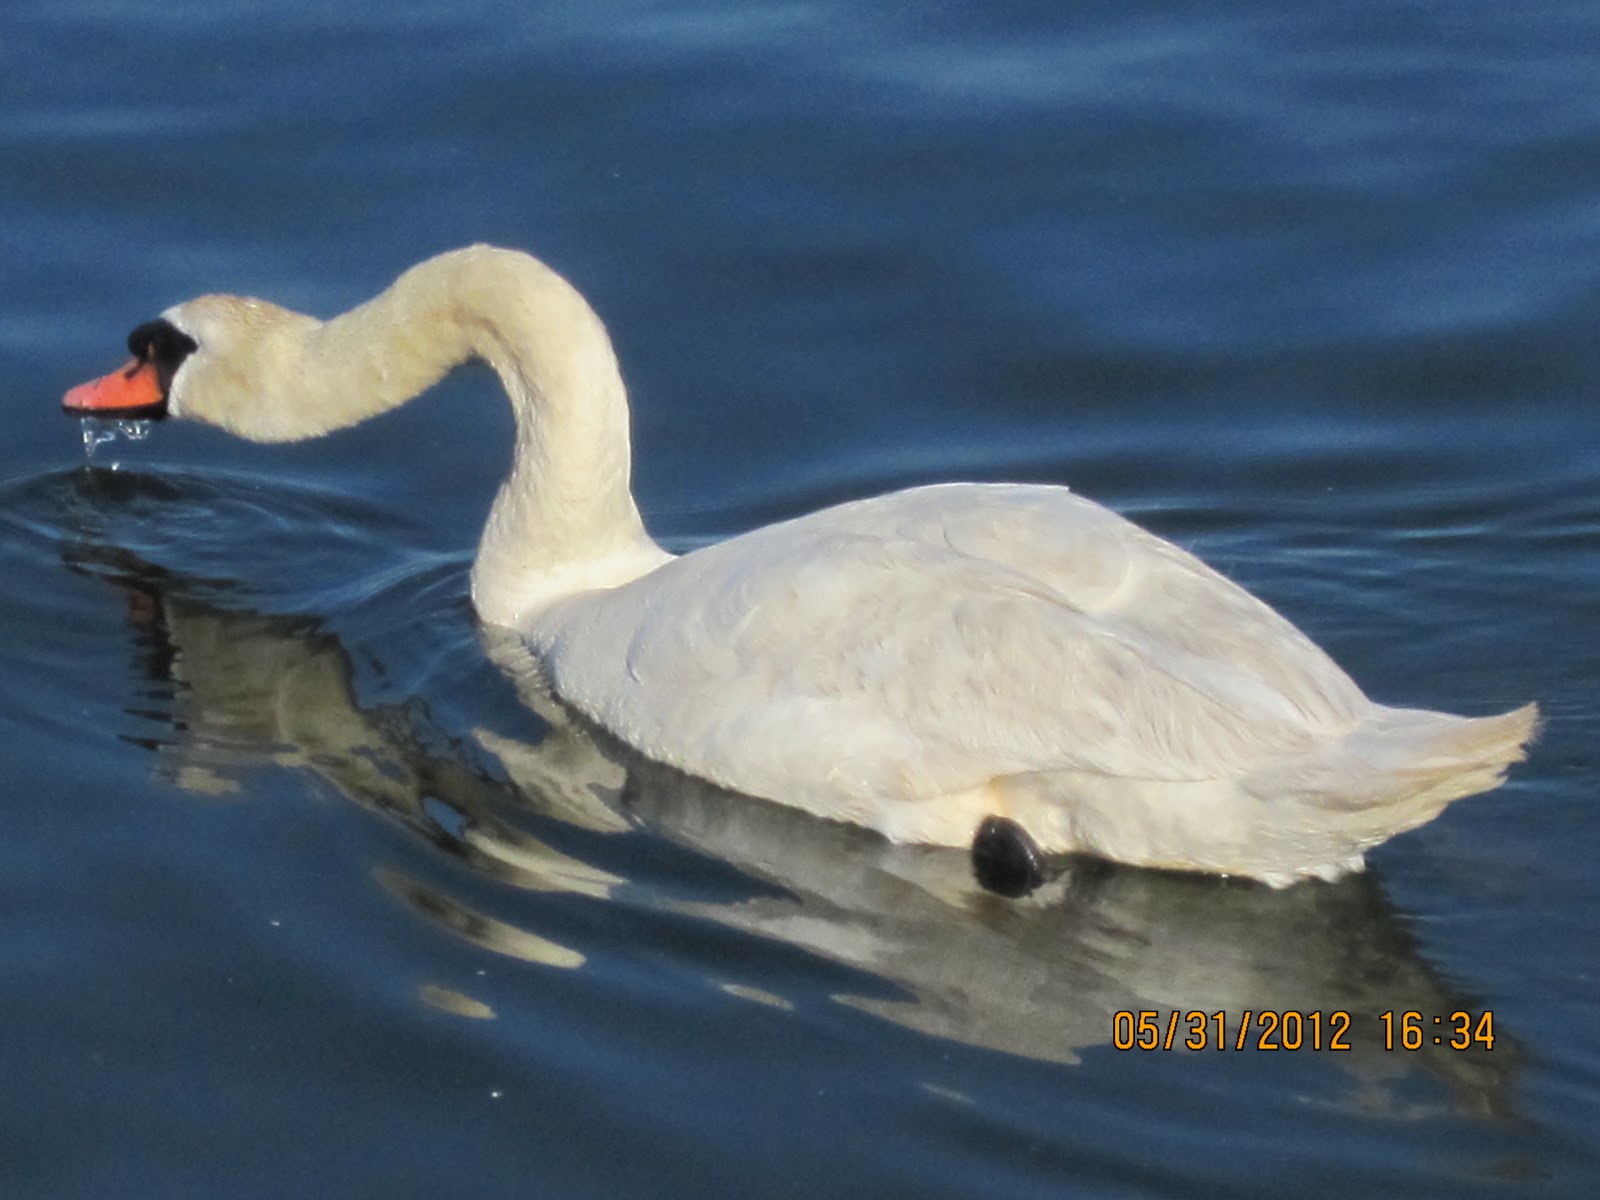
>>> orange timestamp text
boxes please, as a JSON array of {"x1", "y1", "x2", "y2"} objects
[{"x1": 1111, "y1": 1009, "x2": 1496, "y2": 1052}]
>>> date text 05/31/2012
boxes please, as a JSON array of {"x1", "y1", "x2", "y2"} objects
[{"x1": 1111, "y1": 1010, "x2": 1496, "y2": 1052}]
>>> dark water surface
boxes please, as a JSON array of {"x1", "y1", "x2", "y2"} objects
[{"x1": 5, "y1": 2, "x2": 1600, "y2": 1196}]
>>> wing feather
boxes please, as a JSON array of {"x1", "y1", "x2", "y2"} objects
[{"x1": 532, "y1": 484, "x2": 1369, "y2": 807}]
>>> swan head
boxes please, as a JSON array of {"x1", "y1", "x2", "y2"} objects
[{"x1": 63, "y1": 295, "x2": 328, "y2": 443}]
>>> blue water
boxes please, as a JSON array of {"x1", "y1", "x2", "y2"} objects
[{"x1": 4, "y1": 2, "x2": 1599, "y2": 1196}]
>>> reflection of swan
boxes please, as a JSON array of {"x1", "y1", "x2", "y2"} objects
[
  {"x1": 62, "y1": 246, "x2": 1535, "y2": 884},
  {"x1": 66, "y1": 529, "x2": 1520, "y2": 1112}
]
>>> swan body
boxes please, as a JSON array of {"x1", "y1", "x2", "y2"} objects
[{"x1": 63, "y1": 245, "x2": 1537, "y2": 886}]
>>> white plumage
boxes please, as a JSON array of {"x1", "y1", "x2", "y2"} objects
[
  {"x1": 527, "y1": 480, "x2": 1532, "y2": 884},
  {"x1": 64, "y1": 245, "x2": 1537, "y2": 885}
]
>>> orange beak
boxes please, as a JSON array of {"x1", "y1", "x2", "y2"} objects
[{"x1": 62, "y1": 358, "x2": 166, "y2": 418}]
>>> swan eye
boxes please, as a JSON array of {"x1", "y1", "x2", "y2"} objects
[
  {"x1": 127, "y1": 319, "x2": 199, "y2": 368},
  {"x1": 126, "y1": 318, "x2": 199, "y2": 397}
]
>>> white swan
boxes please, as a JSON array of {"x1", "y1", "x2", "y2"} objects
[{"x1": 62, "y1": 245, "x2": 1536, "y2": 887}]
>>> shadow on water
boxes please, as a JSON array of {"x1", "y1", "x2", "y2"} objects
[{"x1": 16, "y1": 465, "x2": 1526, "y2": 1119}]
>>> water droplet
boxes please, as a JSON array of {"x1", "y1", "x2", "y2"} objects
[
  {"x1": 80, "y1": 419, "x2": 117, "y2": 460},
  {"x1": 78, "y1": 417, "x2": 154, "y2": 467}
]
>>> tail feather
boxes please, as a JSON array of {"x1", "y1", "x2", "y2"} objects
[
  {"x1": 1247, "y1": 701, "x2": 1539, "y2": 841},
  {"x1": 1343, "y1": 702, "x2": 1537, "y2": 779}
]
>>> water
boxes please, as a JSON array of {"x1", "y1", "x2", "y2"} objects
[
  {"x1": 78, "y1": 418, "x2": 153, "y2": 465},
  {"x1": 4, "y1": 1, "x2": 1599, "y2": 1196}
]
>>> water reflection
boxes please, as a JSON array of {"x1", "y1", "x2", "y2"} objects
[{"x1": 60, "y1": 475, "x2": 1521, "y2": 1117}]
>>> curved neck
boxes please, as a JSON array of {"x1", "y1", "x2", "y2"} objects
[{"x1": 218, "y1": 246, "x2": 669, "y2": 624}]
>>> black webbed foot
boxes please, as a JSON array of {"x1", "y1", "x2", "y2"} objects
[{"x1": 971, "y1": 815, "x2": 1046, "y2": 898}]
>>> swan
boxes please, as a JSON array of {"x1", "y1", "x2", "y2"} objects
[{"x1": 61, "y1": 245, "x2": 1537, "y2": 888}]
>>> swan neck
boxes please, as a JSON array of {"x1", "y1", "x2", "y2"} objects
[{"x1": 283, "y1": 247, "x2": 667, "y2": 624}]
